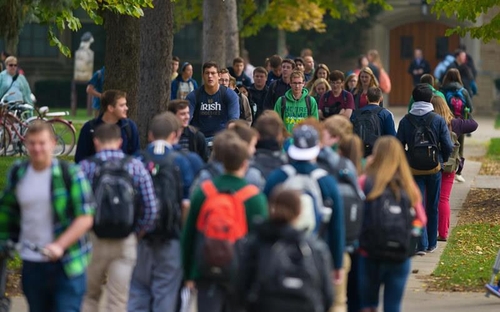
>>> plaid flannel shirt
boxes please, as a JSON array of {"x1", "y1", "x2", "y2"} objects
[
  {"x1": 79, "y1": 149, "x2": 157, "y2": 234},
  {"x1": 0, "y1": 159, "x2": 95, "y2": 278}
]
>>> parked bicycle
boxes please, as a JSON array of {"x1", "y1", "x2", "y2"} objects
[{"x1": 0, "y1": 93, "x2": 76, "y2": 156}]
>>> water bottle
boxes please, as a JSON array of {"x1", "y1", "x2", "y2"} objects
[{"x1": 464, "y1": 107, "x2": 470, "y2": 119}]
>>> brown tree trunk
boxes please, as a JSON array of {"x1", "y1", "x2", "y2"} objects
[
  {"x1": 103, "y1": 12, "x2": 140, "y2": 122},
  {"x1": 224, "y1": 0, "x2": 239, "y2": 67},
  {"x1": 203, "y1": 0, "x2": 226, "y2": 67},
  {"x1": 138, "y1": 0, "x2": 174, "y2": 147}
]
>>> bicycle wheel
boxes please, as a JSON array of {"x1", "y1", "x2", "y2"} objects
[
  {"x1": 48, "y1": 119, "x2": 76, "y2": 156},
  {"x1": 0, "y1": 124, "x2": 13, "y2": 156}
]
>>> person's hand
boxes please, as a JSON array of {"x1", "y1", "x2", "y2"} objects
[
  {"x1": 332, "y1": 269, "x2": 345, "y2": 286},
  {"x1": 185, "y1": 280, "x2": 196, "y2": 290},
  {"x1": 44, "y1": 243, "x2": 65, "y2": 261}
]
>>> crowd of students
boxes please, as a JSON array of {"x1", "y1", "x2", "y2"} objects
[{"x1": 0, "y1": 47, "x2": 480, "y2": 312}]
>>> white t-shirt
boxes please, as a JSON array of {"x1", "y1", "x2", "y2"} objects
[{"x1": 16, "y1": 165, "x2": 54, "y2": 262}]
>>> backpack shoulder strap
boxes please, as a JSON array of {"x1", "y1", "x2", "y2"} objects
[
  {"x1": 201, "y1": 180, "x2": 219, "y2": 198},
  {"x1": 406, "y1": 114, "x2": 419, "y2": 129},
  {"x1": 280, "y1": 96, "x2": 287, "y2": 119},
  {"x1": 59, "y1": 160, "x2": 73, "y2": 193},
  {"x1": 233, "y1": 184, "x2": 260, "y2": 203},
  {"x1": 305, "y1": 95, "x2": 311, "y2": 116},
  {"x1": 342, "y1": 90, "x2": 348, "y2": 103},
  {"x1": 9, "y1": 161, "x2": 29, "y2": 190},
  {"x1": 88, "y1": 118, "x2": 97, "y2": 133},
  {"x1": 281, "y1": 164, "x2": 296, "y2": 178},
  {"x1": 324, "y1": 91, "x2": 330, "y2": 104},
  {"x1": 310, "y1": 168, "x2": 328, "y2": 181},
  {"x1": 425, "y1": 112, "x2": 436, "y2": 127}
]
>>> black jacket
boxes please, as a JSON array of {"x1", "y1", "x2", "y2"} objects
[
  {"x1": 263, "y1": 79, "x2": 291, "y2": 110},
  {"x1": 237, "y1": 221, "x2": 333, "y2": 312},
  {"x1": 248, "y1": 84, "x2": 268, "y2": 120},
  {"x1": 408, "y1": 58, "x2": 431, "y2": 86}
]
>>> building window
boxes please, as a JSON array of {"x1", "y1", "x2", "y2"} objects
[
  {"x1": 436, "y1": 37, "x2": 449, "y2": 60},
  {"x1": 18, "y1": 24, "x2": 59, "y2": 58},
  {"x1": 400, "y1": 36, "x2": 414, "y2": 59}
]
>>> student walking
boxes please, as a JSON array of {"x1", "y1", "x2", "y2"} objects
[
  {"x1": 238, "y1": 188, "x2": 334, "y2": 312},
  {"x1": 79, "y1": 123, "x2": 158, "y2": 312},
  {"x1": 397, "y1": 84, "x2": 453, "y2": 255},
  {"x1": 181, "y1": 131, "x2": 268, "y2": 312},
  {"x1": 358, "y1": 136, "x2": 427, "y2": 312},
  {"x1": 0, "y1": 121, "x2": 95, "y2": 312}
]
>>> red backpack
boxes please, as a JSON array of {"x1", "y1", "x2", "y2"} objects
[{"x1": 196, "y1": 180, "x2": 259, "y2": 281}]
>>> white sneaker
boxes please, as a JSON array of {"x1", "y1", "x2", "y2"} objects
[{"x1": 455, "y1": 174, "x2": 466, "y2": 183}]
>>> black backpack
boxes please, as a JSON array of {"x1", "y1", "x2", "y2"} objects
[
  {"x1": 141, "y1": 151, "x2": 183, "y2": 240},
  {"x1": 317, "y1": 150, "x2": 365, "y2": 246},
  {"x1": 406, "y1": 113, "x2": 440, "y2": 171},
  {"x1": 360, "y1": 178, "x2": 416, "y2": 262},
  {"x1": 250, "y1": 150, "x2": 288, "y2": 180},
  {"x1": 91, "y1": 157, "x2": 137, "y2": 239},
  {"x1": 352, "y1": 107, "x2": 384, "y2": 157},
  {"x1": 322, "y1": 90, "x2": 348, "y2": 118},
  {"x1": 280, "y1": 95, "x2": 312, "y2": 120},
  {"x1": 246, "y1": 235, "x2": 325, "y2": 312}
]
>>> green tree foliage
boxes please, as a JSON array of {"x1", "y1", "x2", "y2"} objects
[
  {"x1": 0, "y1": 0, "x2": 154, "y2": 56},
  {"x1": 431, "y1": 0, "x2": 500, "y2": 42},
  {"x1": 173, "y1": 0, "x2": 391, "y2": 36}
]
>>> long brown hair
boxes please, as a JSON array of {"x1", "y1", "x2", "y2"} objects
[
  {"x1": 338, "y1": 134, "x2": 364, "y2": 176},
  {"x1": 306, "y1": 63, "x2": 331, "y2": 90},
  {"x1": 354, "y1": 67, "x2": 378, "y2": 95},
  {"x1": 442, "y1": 68, "x2": 464, "y2": 87},
  {"x1": 431, "y1": 96, "x2": 453, "y2": 128},
  {"x1": 365, "y1": 136, "x2": 421, "y2": 206}
]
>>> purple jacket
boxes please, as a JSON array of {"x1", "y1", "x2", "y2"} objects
[{"x1": 451, "y1": 118, "x2": 478, "y2": 137}]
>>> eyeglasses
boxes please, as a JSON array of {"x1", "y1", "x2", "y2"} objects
[
  {"x1": 8, "y1": 64, "x2": 17, "y2": 67},
  {"x1": 290, "y1": 82, "x2": 304, "y2": 85}
]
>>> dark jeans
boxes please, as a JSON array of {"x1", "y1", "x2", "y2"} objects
[
  {"x1": 347, "y1": 252, "x2": 361, "y2": 312},
  {"x1": 414, "y1": 172, "x2": 442, "y2": 251},
  {"x1": 22, "y1": 260, "x2": 86, "y2": 312},
  {"x1": 197, "y1": 281, "x2": 239, "y2": 312},
  {"x1": 359, "y1": 256, "x2": 410, "y2": 312}
]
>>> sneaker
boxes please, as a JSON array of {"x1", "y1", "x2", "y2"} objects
[
  {"x1": 416, "y1": 250, "x2": 426, "y2": 256},
  {"x1": 485, "y1": 284, "x2": 500, "y2": 298},
  {"x1": 437, "y1": 236, "x2": 447, "y2": 242},
  {"x1": 455, "y1": 174, "x2": 466, "y2": 183},
  {"x1": 427, "y1": 246, "x2": 437, "y2": 253}
]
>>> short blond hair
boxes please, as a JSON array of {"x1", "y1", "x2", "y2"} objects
[
  {"x1": 323, "y1": 115, "x2": 353, "y2": 139},
  {"x1": 5, "y1": 56, "x2": 17, "y2": 65},
  {"x1": 290, "y1": 70, "x2": 305, "y2": 82}
]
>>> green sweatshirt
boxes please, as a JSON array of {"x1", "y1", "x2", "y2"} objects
[
  {"x1": 181, "y1": 174, "x2": 269, "y2": 281},
  {"x1": 274, "y1": 88, "x2": 319, "y2": 133},
  {"x1": 408, "y1": 84, "x2": 446, "y2": 111}
]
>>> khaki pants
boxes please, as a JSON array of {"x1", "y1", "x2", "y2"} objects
[
  {"x1": 330, "y1": 253, "x2": 352, "y2": 312},
  {"x1": 81, "y1": 233, "x2": 137, "y2": 312}
]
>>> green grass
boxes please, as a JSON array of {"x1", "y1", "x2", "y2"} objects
[
  {"x1": 432, "y1": 224, "x2": 500, "y2": 291},
  {"x1": 495, "y1": 114, "x2": 500, "y2": 129},
  {"x1": 52, "y1": 107, "x2": 93, "y2": 123},
  {"x1": 487, "y1": 137, "x2": 500, "y2": 159}
]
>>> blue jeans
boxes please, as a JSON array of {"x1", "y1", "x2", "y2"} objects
[
  {"x1": 359, "y1": 256, "x2": 410, "y2": 312},
  {"x1": 22, "y1": 260, "x2": 86, "y2": 312},
  {"x1": 128, "y1": 239, "x2": 182, "y2": 312},
  {"x1": 414, "y1": 172, "x2": 441, "y2": 251}
]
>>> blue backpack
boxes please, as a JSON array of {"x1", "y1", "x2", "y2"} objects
[{"x1": 445, "y1": 88, "x2": 466, "y2": 118}]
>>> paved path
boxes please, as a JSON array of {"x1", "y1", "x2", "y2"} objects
[{"x1": 9, "y1": 107, "x2": 500, "y2": 311}]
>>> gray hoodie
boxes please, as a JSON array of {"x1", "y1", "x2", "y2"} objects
[{"x1": 409, "y1": 101, "x2": 434, "y2": 116}]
